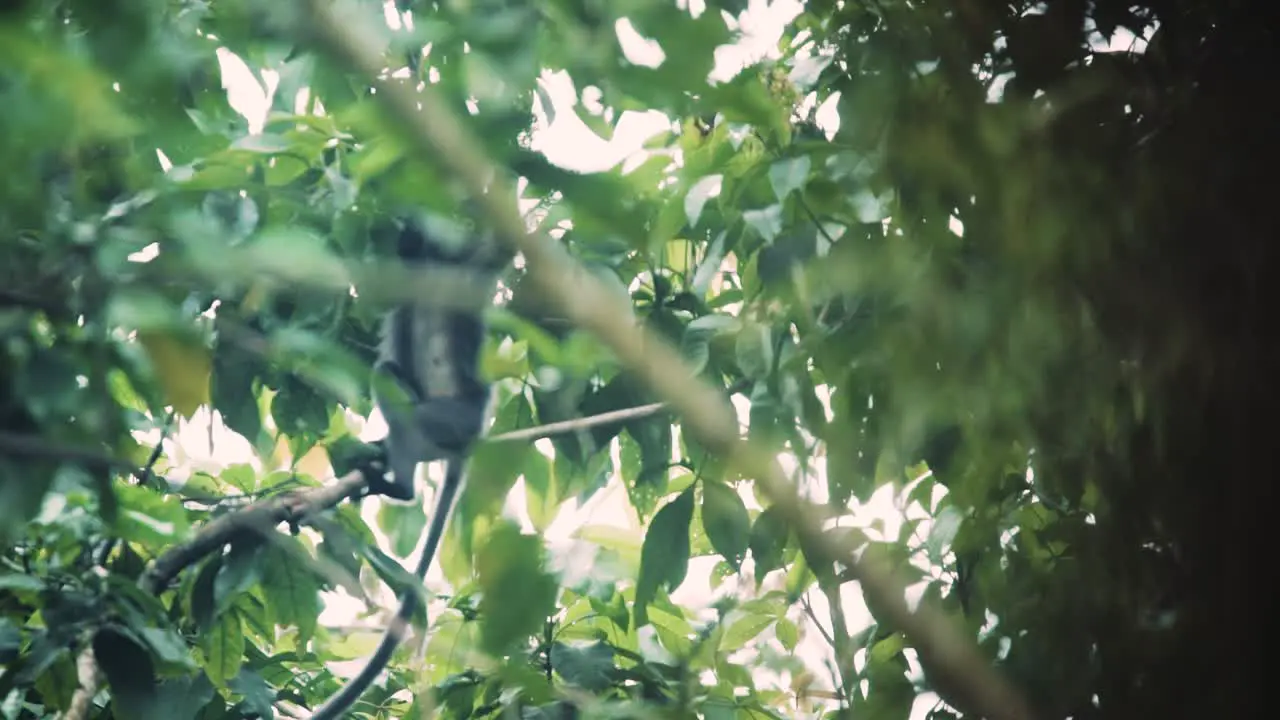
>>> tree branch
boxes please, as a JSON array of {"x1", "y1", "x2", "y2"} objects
[
  {"x1": 0, "y1": 431, "x2": 154, "y2": 484},
  {"x1": 484, "y1": 379, "x2": 752, "y2": 444},
  {"x1": 293, "y1": 4, "x2": 1037, "y2": 719},
  {"x1": 138, "y1": 471, "x2": 367, "y2": 594},
  {"x1": 138, "y1": 411, "x2": 174, "y2": 487},
  {"x1": 54, "y1": 400, "x2": 667, "y2": 717},
  {"x1": 0, "y1": 288, "x2": 63, "y2": 315},
  {"x1": 820, "y1": 578, "x2": 856, "y2": 704},
  {"x1": 60, "y1": 471, "x2": 368, "y2": 720},
  {"x1": 486, "y1": 402, "x2": 667, "y2": 444}
]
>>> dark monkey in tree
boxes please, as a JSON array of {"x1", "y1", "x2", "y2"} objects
[{"x1": 310, "y1": 208, "x2": 505, "y2": 720}]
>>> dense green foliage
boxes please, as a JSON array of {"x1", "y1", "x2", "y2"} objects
[{"x1": 1, "y1": 0, "x2": 1271, "y2": 718}]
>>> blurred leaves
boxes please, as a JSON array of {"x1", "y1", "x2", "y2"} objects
[{"x1": 0, "y1": 0, "x2": 1258, "y2": 717}]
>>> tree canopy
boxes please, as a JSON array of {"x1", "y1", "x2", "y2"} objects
[{"x1": 0, "y1": 1, "x2": 1272, "y2": 719}]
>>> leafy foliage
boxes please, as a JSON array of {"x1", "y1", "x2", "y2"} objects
[{"x1": 0, "y1": 0, "x2": 1271, "y2": 718}]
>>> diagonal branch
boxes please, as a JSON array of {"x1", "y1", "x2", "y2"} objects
[
  {"x1": 293, "y1": 4, "x2": 1037, "y2": 719},
  {"x1": 60, "y1": 471, "x2": 367, "y2": 720},
  {"x1": 0, "y1": 430, "x2": 166, "y2": 486},
  {"x1": 0, "y1": 431, "x2": 140, "y2": 473},
  {"x1": 138, "y1": 471, "x2": 367, "y2": 594}
]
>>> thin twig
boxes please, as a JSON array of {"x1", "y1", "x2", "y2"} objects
[
  {"x1": 486, "y1": 402, "x2": 667, "y2": 444},
  {"x1": 820, "y1": 579, "x2": 855, "y2": 704},
  {"x1": 484, "y1": 381, "x2": 751, "y2": 444},
  {"x1": 94, "y1": 413, "x2": 179, "y2": 566},
  {"x1": 799, "y1": 593, "x2": 837, "y2": 649},
  {"x1": 139, "y1": 411, "x2": 175, "y2": 487}
]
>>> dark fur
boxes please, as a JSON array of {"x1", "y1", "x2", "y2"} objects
[
  {"x1": 365, "y1": 216, "x2": 495, "y2": 501},
  {"x1": 310, "y1": 214, "x2": 499, "y2": 720}
]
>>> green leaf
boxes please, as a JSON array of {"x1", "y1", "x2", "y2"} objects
[
  {"x1": 201, "y1": 610, "x2": 245, "y2": 687},
  {"x1": 212, "y1": 343, "x2": 264, "y2": 445},
  {"x1": 0, "y1": 574, "x2": 45, "y2": 593},
  {"x1": 259, "y1": 541, "x2": 321, "y2": 644},
  {"x1": 137, "y1": 626, "x2": 196, "y2": 671},
  {"x1": 9, "y1": 634, "x2": 67, "y2": 687},
  {"x1": 749, "y1": 504, "x2": 789, "y2": 579},
  {"x1": 270, "y1": 376, "x2": 330, "y2": 451},
  {"x1": 118, "y1": 674, "x2": 216, "y2": 720},
  {"x1": 743, "y1": 205, "x2": 784, "y2": 243},
  {"x1": 700, "y1": 480, "x2": 750, "y2": 570},
  {"x1": 735, "y1": 324, "x2": 773, "y2": 380},
  {"x1": 691, "y1": 228, "x2": 729, "y2": 296},
  {"x1": 627, "y1": 410, "x2": 672, "y2": 495},
  {"x1": 0, "y1": 619, "x2": 21, "y2": 664},
  {"x1": 138, "y1": 331, "x2": 212, "y2": 419},
  {"x1": 357, "y1": 535, "x2": 428, "y2": 611},
  {"x1": 870, "y1": 633, "x2": 906, "y2": 663},
  {"x1": 221, "y1": 463, "x2": 258, "y2": 493},
  {"x1": 113, "y1": 483, "x2": 192, "y2": 546},
  {"x1": 685, "y1": 175, "x2": 722, "y2": 229},
  {"x1": 94, "y1": 627, "x2": 157, "y2": 714},
  {"x1": 680, "y1": 313, "x2": 740, "y2": 373},
  {"x1": 926, "y1": 505, "x2": 965, "y2": 560},
  {"x1": 634, "y1": 488, "x2": 694, "y2": 627},
  {"x1": 106, "y1": 289, "x2": 187, "y2": 334},
  {"x1": 768, "y1": 156, "x2": 811, "y2": 201},
  {"x1": 228, "y1": 668, "x2": 276, "y2": 718},
  {"x1": 459, "y1": 439, "x2": 530, "y2": 525},
  {"x1": 476, "y1": 522, "x2": 558, "y2": 656},
  {"x1": 523, "y1": 450, "x2": 559, "y2": 532},
  {"x1": 775, "y1": 616, "x2": 799, "y2": 651},
  {"x1": 33, "y1": 650, "x2": 77, "y2": 709},
  {"x1": 720, "y1": 612, "x2": 775, "y2": 652},
  {"x1": 708, "y1": 559, "x2": 735, "y2": 590},
  {"x1": 550, "y1": 641, "x2": 614, "y2": 692},
  {"x1": 230, "y1": 132, "x2": 293, "y2": 154},
  {"x1": 326, "y1": 435, "x2": 383, "y2": 479},
  {"x1": 214, "y1": 537, "x2": 263, "y2": 615},
  {"x1": 702, "y1": 697, "x2": 737, "y2": 720},
  {"x1": 783, "y1": 549, "x2": 817, "y2": 600},
  {"x1": 580, "y1": 376, "x2": 645, "y2": 451},
  {"x1": 378, "y1": 497, "x2": 428, "y2": 559},
  {"x1": 826, "y1": 415, "x2": 879, "y2": 505},
  {"x1": 189, "y1": 555, "x2": 222, "y2": 632},
  {"x1": 238, "y1": 226, "x2": 348, "y2": 287},
  {"x1": 269, "y1": 328, "x2": 374, "y2": 409}
]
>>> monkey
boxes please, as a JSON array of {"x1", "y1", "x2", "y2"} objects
[
  {"x1": 309, "y1": 208, "x2": 505, "y2": 720},
  {"x1": 365, "y1": 211, "x2": 500, "y2": 503}
]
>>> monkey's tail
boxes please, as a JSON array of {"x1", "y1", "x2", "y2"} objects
[{"x1": 308, "y1": 461, "x2": 467, "y2": 720}]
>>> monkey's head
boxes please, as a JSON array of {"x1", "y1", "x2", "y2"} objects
[{"x1": 391, "y1": 204, "x2": 508, "y2": 271}]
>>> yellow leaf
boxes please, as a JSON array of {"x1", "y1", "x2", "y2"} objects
[
  {"x1": 240, "y1": 279, "x2": 270, "y2": 313},
  {"x1": 268, "y1": 432, "x2": 292, "y2": 468},
  {"x1": 138, "y1": 332, "x2": 211, "y2": 419},
  {"x1": 295, "y1": 444, "x2": 332, "y2": 479}
]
